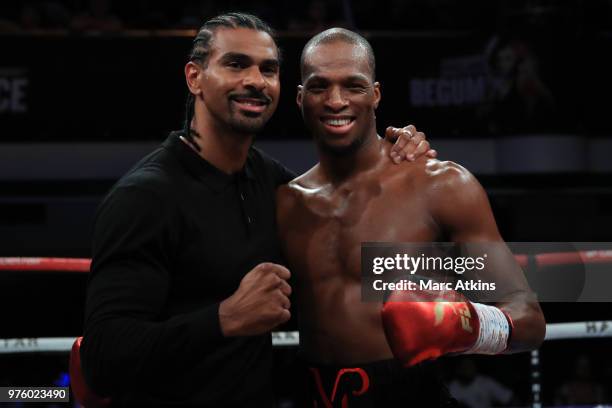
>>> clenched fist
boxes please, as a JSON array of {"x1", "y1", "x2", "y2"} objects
[{"x1": 219, "y1": 262, "x2": 292, "y2": 337}]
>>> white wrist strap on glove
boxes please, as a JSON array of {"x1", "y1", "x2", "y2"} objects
[{"x1": 468, "y1": 303, "x2": 511, "y2": 355}]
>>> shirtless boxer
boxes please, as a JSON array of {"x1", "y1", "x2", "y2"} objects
[{"x1": 276, "y1": 28, "x2": 546, "y2": 407}]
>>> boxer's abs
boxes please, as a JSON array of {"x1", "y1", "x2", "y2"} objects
[{"x1": 298, "y1": 277, "x2": 394, "y2": 364}]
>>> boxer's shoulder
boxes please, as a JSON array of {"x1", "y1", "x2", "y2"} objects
[
  {"x1": 276, "y1": 165, "x2": 327, "y2": 222},
  {"x1": 420, "y1": 160, "x2": 490, "y2": 226},
  {"x1": 423, "y1": 158, "x2": 462, "y2": 173},
  {"x1": 399, "y1": 158, "x2": 476, "y2": 194},
  {"x1": 280, "y1": 165, "x2": 324, "y2": 197},
  {"x1": 381, "y1": 158, "x2": 470, "y2": 192},
  {"x1": 276, "y1": 182, "x2": 298, "y2": 212},
  {"x1": 276, "y1": 175, "x2": 305, "y2": 218},
  {"x1": 386, "y1": 158, "x2": 483, "y2": 218}
]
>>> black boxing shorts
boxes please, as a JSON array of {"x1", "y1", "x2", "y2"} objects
[{"x1": 305, "y1": 359, "x2": 458, "y2": 408}]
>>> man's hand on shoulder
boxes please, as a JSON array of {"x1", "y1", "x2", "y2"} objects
[{"x1": 384, "y1": 125, "x2": 437, "y2": 164}]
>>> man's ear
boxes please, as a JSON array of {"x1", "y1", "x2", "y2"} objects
[
  {"x1": 373, "y1": 82, "x2": 381, "y2": 110},
  {"x1": 296, "y1": 85, "x2": 304, "y2": 109},
  {"x1": 185, "y1": 62, "x2": 203, "y2": 96}
]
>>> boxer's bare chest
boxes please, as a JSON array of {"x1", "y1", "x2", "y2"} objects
[{"x1": 285, "y1": 170, "x2": 438, "y2": 284}]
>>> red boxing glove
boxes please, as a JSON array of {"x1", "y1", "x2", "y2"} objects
[
  {"x1": 381, "y1": 285, "x2": 512, "y2": 367},
  {"x1": 69, "y1": 337, "x2": 112, "y2": 408}
]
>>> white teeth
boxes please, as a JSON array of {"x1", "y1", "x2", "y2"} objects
[{"x1": 325, "y1": 118, "x2": 352, "y2": 126}]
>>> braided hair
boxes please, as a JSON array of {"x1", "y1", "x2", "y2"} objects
[{"x1": 183, "y1": 12, "x2": 277, "y2": 149}]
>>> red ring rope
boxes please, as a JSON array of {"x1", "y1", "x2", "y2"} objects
[
  {"x1": 0, "y1": 257, "x2": 91, "y2": 272},
  {"x1": 0, "y1": 250, "x2": 611, "y2": 273}
]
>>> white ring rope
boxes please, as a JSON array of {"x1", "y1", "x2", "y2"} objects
[{"x1": 0, "y1": 321, "x2": 610, "y2": 354}]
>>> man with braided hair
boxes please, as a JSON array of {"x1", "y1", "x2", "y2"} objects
[{"x1": 81, "y1": 13, "x2": 433, "y2": 406}]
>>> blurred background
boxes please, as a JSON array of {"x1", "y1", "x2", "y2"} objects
[{"x1": 1, "y1": 0, "x2": 611, "y2": 406}]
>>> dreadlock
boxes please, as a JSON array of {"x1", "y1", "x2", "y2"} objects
[{"x1": 183, "y1": 12, "x2": 278, "y2": 149}]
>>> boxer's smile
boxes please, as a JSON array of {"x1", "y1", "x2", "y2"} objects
[
  {"x1": 320, "y1": 115, "x2": 356, "y2": 135},
  {"x1": 297, "y1": 40, "x2": 380, "y2": 154}
]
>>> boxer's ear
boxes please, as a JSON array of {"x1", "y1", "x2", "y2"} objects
[
  {"x1": 373, "y1": 82, "x2": 381, "y2": 110},
  {"x1": 296, "y1": 85, "x2": 304, "y2": 110},
  {"x1": 185, "y1": 62, "x2": 203, "y2": 96}
]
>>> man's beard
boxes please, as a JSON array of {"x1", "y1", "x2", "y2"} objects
[
  {"x1": 227, "y1": 110, "x2": 269, "y2": 134},
  {"x1": 226, "y1": 89, "x2": 273, "y2": 134}
]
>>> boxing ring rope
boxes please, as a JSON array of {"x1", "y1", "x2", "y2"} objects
[
  {"x1": 0, "y1": 321, "x2": 611, "y2": 354},
  {"x1": 0, "y1": 257, "x2": 91, "y2": 272},
  {"x1": 2, "y1": 255, "x2": 611, "y2": 407},
  {"x1": 3, "y1": 249, "x2": 612, "y2": 272},
  {"x1": 2, "y1": 253, "x2": 612, "y2": 350}
]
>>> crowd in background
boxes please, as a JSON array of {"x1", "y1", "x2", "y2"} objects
[{"x1": 0, "y1": 0, "x2": 611, "y2": 34}]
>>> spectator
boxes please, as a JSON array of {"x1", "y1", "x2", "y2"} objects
[
  {"x1": 19, "y1": 3, "x2": 43, "y2": 30},
  {"x1": 174, "y1": 0, "x2": 216, "y2": 29},
  {"x1": 287, "y1": 0, "x2": 347, "y2": 32},
  {"x1": 449, "y1": 358, "x2": 513, "y2": 408},
  {"x1": 72, "y1": 0, "x2": 122, "y2": 32},
  {"x1": 41, "y1": 1, "x2": 72, "y2": 29},
  {"x1": 555, "y1": 354, "x2": 605, "y2": 406}
]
